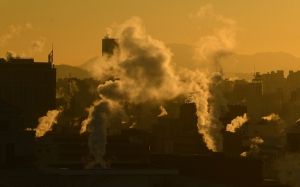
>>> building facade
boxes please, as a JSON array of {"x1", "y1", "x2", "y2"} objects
[{"x1": 0, "y1": 57, "x2": 56, "y2": 128}]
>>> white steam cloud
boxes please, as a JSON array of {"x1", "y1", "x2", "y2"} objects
[
  {"x1": 0, "y1": 23, "x2": 33, "y2": 46},
  {"x1": 240, "y1": 136, "x2": 264, "y2": 157},
  {"x1": 262, "y1": 113, "x2": 281, "y2": 122},
  {"x1": 35, "y1": 109, "x2": 62, "y2": 137},
  {"x1": 36, "y1": 80, "x2": 79, "y2": 137},
  {"x1": 187, "y1": 4, "x2": 237, "y2": 152},
  {"x1": 158, "y1": 105, "x2": 168, "y2": 117},
  {"x1": 6, "y1": 51, "x2": 26, "y2": 61},
  {"x1": 82, "y1": 5, "x2": 239, "y2": 163},
  {"x1": 97, "y1": 17, "x2": 180, "y2": 103},
  {"x1": 82, "y1": 17, "x2": 180, "y2": 167},
  {"x1": 226, "y1": 113, "x2": 248, "y2": 133},
  {"x1": 80, "y1": 100, "x2": 127, "y2": 168},
  {"x1": 31, "y1": 38, "x2": 46, "y2": 52}
]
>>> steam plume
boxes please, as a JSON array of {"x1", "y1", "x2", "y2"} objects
[
  {"x1": 129, "y1": 122, "x2": 137, "y2": 129},
  {"x1": 31, "y1": 38, "x2": 46, "y2": 52},
  {"x1": 262, "y1": 113, "x2": 281, "y2": 122},
  {"x1": 6, "y1": 51, "x2": 25, "y2": 61},
  {"x1": 80, "y1": 100, "x2": 127, "y2": 168},
  {"x1": 36, "y1": 80, "x2": 79, "y2": 137},
  {"x1": 240, "y1": 136, "x2": 264, "y2": 157},
  {"x1": 226, "y1": 113, "x2": 248, "y2": 133},
  {"x1": 83, "y1": 9, "x2": 238, "y2": 161},
  {"x1": 81, "y1": 17, "x2": 181, "y2": 166},
  {"x1": 158, "y1": 105, "x2": 168, "y2": 117},
  {"x1": 35, "y1": 108, "x2": 62, "y2": 137},
  {"x1": 97, "y1": 17, "x2": 180, "y2": 103},
  {"x1": 0, "y1": 23, "x2": 33, "y2": 46},
  {"x1": 262, "y1": 113, "x2": 287, "y2": 136},
  {"x1": 188, "y1": 4, "x2": 237, "y2": 152}
]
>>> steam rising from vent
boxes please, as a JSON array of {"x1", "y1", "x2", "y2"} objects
[
  {"x1": 262, "y1": 113, "x2": 281, "y2": 122},
  {"x1": 36, "y1": 80, "x2": 79, "y2": 137},
  {"x1": 129, "y1": 122, "x2": 137, "y2": 129},
  {"x1": 226, "y1": 113, "x2": 248, "y2": 133},
  {"x1": 80, "y1": 100, "x2": 127, "y2": 168},
  {"x1": 82, "y1": 17, "x2": 180, "y2": 166},
  {"x1": 35, "y1": 109, "x2": 62, "y2": 137},
  {"x1": 97, "y1": 17, "x2": 180, "y2": 103},
  {"x1": 83, "y1": 7, "x2": 238, "y2": 162},
  {"x1": 240, "y1": 136, "x2": 264, "y2": 157},
  {"x1": 6, "y1": 51, "x2": 25, "y2": 61},
  {"x1": 262, "y1": 113, "x2": 287, "y2": 136},
  {"x1": 0, "y1": 23, "x2": 33, "y2": 46},
  {"x1": 31, "y1": 38, "x2": 46, "y2": 52},
  {"x1": 187, "y1": 4, "x2": 236, "y2": 152},
  {"x1": 158, "y1": 106, "x2": 168, "y2": 117}
]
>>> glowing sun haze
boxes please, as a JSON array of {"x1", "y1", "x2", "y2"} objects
[{"x1": 1, "y1": 0, "x2": 300, "y2": 66}]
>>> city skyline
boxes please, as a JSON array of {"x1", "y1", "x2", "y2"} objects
[
  {"x1": 1, "y1": 0, "x2": 300, "y2": 67},
  {"x1": 2, "y1": 1, "x2": 300, "y2": 186}
]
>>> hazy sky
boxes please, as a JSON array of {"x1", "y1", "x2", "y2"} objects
[{"x1": 1, "y1": 0, "x2": 300, "y2": 66}]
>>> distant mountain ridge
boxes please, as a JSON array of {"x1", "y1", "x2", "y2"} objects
[
  {"x1": 55, "y1": 64, "x2": 91, "y2": 80},
  {"x1": 165, "y1": 43, "x2": 300, "y2": 77},
  {"x1": 56, "y1": 43, "x2": 300, "y2": 80}
]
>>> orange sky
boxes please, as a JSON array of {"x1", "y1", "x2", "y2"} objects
[{"x1": 1, "y1": 0, "x2": 300, "y2": 66}]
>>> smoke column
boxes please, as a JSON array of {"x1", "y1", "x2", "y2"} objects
[
  {"x1": 97, "y1": 17, "x2": 180, "y2": 103},
  {"x1": 83, "y1": 7, "x2": 238, "y2": 160},
  {"x1": 188, "y1": 4, "x2": 237, "y2": 152},
  {"x1": 35, "y1": 109, "x2": 62, "y2": 137},
  {"x1": 35, "y1": 80, "x2": 79, "y2": 137},
  {"x1": 81, "y1": 17, "x2": 181, "y2": 167},
  {"x1": 80, "y1": 99, "x2": 127, "y2": 168},
  {"x1": 6, "y1": 51, "x2": 25, "y2": 61},
  {"x1": 226, "y1": 113, "x2": 248, "y2": 133},
  {"x1": 262, "y1": 113, "x2": 288, "y2": 136}
]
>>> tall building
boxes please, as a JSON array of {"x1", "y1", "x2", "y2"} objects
[
  {"x1": 0, "y1": 100, "x2": 36, "y2": 166},
  {"x1": 260, "y1": 70, "x2": 285, "y2": 95},
  {"x1": 0, "y1": 53, "x2": 56, "y2": 128},
  {"x1": 102, "y1": 35, "x2": 118, "y2": 56},
  {"x1": 247, "y1": 73, "x2": 264, "y2": 123}
]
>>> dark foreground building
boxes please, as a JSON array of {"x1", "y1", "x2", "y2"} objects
[
  {"x1": 150, "y1": 153, "x2": 263, "y2": 186},
  {"x1": 102, "y1": 36, "x2": 118, "y2": 56},
  {"x1": 0, "y1": 55, "x2": 56, "y2": 128}
]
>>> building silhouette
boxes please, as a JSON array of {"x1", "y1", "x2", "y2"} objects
[
  {"x1": 102, "y1": 35, "x2": 118, "y2": 56},
  {"x1": 0, "y1": 100, "x2": 36, "y2": 166},
  {"x1": 0, "y1": 53, "x2": 56, "y2": 128}
]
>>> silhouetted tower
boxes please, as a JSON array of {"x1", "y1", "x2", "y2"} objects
[
  {"x1": 0, "y1": 51, "x2": 56, "y2": 128},
  {"x1": 102, "y1": 35, "x2": 118, "y2": 57}
]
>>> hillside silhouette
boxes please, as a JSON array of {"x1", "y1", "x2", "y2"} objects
[
  {"x1": 55, "y1": 64, "x2": 91, "y2": 80},
  {"x1": 57, "y1": 44, "x2": 300, "y2": 80}
]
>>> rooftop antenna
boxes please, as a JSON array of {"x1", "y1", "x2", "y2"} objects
[
  {"x1": 253, "y1": 64, "x2": 256, "y2": 78},
  {"x1": 48, "y1": 43, "x2": 53, "y2": 63}
]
